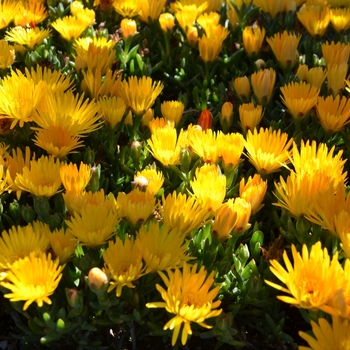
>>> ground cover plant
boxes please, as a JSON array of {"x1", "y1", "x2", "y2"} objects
[{"x1": 0, "y1": 0, "x2": 350, "y2": 349}]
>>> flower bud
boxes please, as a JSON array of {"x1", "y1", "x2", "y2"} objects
[
  {"x1": 65, "y1": 288, "x2": 83, "y2": 310},
  {"x1": 9, "y1": 200, "x2": 21, "y2": 222},
  {"x1": 212, "y1": 199, "x2": 237, "y2": 240},
  {"x1": 132, "y1": 175, "x2": 149, "y2": 191},
  {"x1": 180, "y1": 148, "x2": 192, "y2": 173},
  {"x1": 33, "y1": 196, "x2": 50, "y2": 221},
  {"x1": 83, "y1": 147, "x2": 95, "y2": 165},
  {"x1": 231, "y1": 198, "x2": 251, "y2": 235},
  {"x1": 186, "y1": 26, "x2": 198, "y2": 46},
  {"x1": 219, "y1": 102, "x2": 234, "y2": 133},
  {"x1": 120, "y1": 18, "x2": 137, "y2": 39},
  {"x1": 21, "y1": 204, "x2": 36, "y2": 223},
  {"x1": 86, "y1": 164, "x2": 100, "y2": 193},
  {"x1": 239, "y1": 174, "x2": 267, "y2": 214},
  {"x1": 198, "y1": 109, "x2": 212, "y2": 131},
  {"x1": 88, "y1": 267, "x2": 108, "y2": 291},
  {"x1": 233, "y1": 76, "x2": 251, "y2": 102},
  {"x1": 159, "y1": 13, "x2": 175, "y2": 32}
]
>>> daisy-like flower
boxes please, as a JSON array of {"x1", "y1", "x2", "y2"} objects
[
  {"x1": 266, "y1": 31, "x2": 301, "y2": 70},
  {"x1": 134, "y1": 168, "x2": 164, "y2": 195},
  {"x1": 265, "y1": 242, "x2": 344, "y2": 313},
  {"x1": 96, "y1": 96, "x2": 127, "y2": 129},
  {"x1": 239, "y1": 174, "x2": 267, "y2": 214},
  {"x1": 316, "y1": 95, "x2": 350, "y2": 133},
  {"x1": 230, "y1": 198, "x2": 252, "y2": 234},
  {"x1": 196, "y1": 12, "x2": 220, "y2": 34},
  {"x1": 139, "y1": 0, "x2": 167, "y2": 23},
  {"x1": 117, "y1": 188, "x2": 155, "y2": 225},
  {"x1": 5, "y1": 27, "x2": 51, "y2": 50},
  {"x1": 242, "y1": 25, "x2": 266, "y2": 57},
  {"x1": 297, "y1": 4, "x2": 331, "y2": 37},
  {"x1": 251, "y1": 68, "x2": 276, "y2": 105},
  {"x1": 161, "y1": 100, "x2": 185, "y2": 125},
  {"x1": 212, "y1": 200, "x2": 237, "y2": 240},
  {"x1": 136, "y1": 221, "x2": 191, "y2": 273},
  {"x1": 175, "y1": 5, "x2": 201, "y2": 32},
  {"x1": 70, "y1": 1, "x2": 95, "y2": 25},
  {"x1": 14, "y1": 0, "x2": 48, "y2": 26},
  {"x1": 146, "y1": 263, "x2": 222, "y2": 346},
  {"x1": 160, "y1": 191, "x2": 211, "y2": 237},
  {"x1": 148, "y1": 117, "x2": 174, "y2": 134},
  {"x1": 245, "y1": 127, "x2": 293, "y2": 174},
  {"x1": 116, "y1": 76, "x2": 163, "y2": 116},
  {"x1": 0, "y1": 1, "x2": 18, "y2": 29},
  {"x1": 238, "y1": 103, "x2": 264, "y2": 133},
  {"x1": 159, "y1": 12, "x2": 175, "y2": 32},
  {"x1": 120, "y1": 18, "x2": 137, "y2": 38},
  {"x1": 1, "y1": 252, "x2": 64, "y2": 311},
  {"x1": 330, "y1": 8, "x2": 350, "y2": 32},
  {"x1": 198, "y1": 26, "x2": 229, "y2": 62},
  {"x1": 52, "y1": 16, "x2": 92, "y2": 41},
  {"x1": 15, "y1": 155, "x2": 62, "y2": 198},
  {"x1": 60, "y1": 162, "x2": 91, "y2": 194},
  {"x1": 112, "y1": 0, "x2": 143, "y2": 17},
  {"x1": 189, "y1": 129, "x2": 220, "y2": 163},
  {"x1": 103, "y1": 237, "x2": 143, "y2": 297},
  {"x1": 0, "y1": 222, "x2": 50, "y2": 269},
  {"x1": 253, "y1": 0, "x2": 287, "y2": 19},
  {"x1": 304, "y1": 67, "x2": 327, "y2": 90},
  {"x1": 0, "y1": 39, "x2": 14, "y2": 69},
  {"x1": 190, "y1": 164, "x2": 226, "y2": 212},
  {"x1": 299, "y1": 316, "x2": 350, "y2": 350},
  {"x1": 280, "y1": 81, "x2": 320, "y2": 119},
  {"x1": 321, "y1": 41, "x2": 349, "y2": 68},
  {"x1": 327, "y1": 63, "x2": 348, "y2": 96},
  {"x1": 49, "y1": 229, "x2": 77, "y2": 264},
  {"x1": 218, "y1": 132, "x2": 245, "y2": 169},
  {"x1": 233, "y1": 76, "x2": 251, "y2": 101},
  {"x1": 65, "y1": 204, "x2": 120, "y2": 248}
]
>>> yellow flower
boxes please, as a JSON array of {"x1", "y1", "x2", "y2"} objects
[
  {"x1": 139, "y1": 0, "x2": 167, "y2": 23},
  {"x1": 239, "y1": 174, "x2": 267, "y2": 214},
  {"x1": 299, "y1": 316, "x2": 350, "y2": 350},
  {"x1": 15, "y1": 155, "x2": 62, "y2": 197},
  {"x1": 136, "y1": 221, "x2": 191, "y2": 273},
  {"x1": 116, "y1": 76, "x2": 163, "y2": 115},
  {"x1": 265, "y1": 242, "x2": 344, "y2": 313},
  {"x1": 134, "y1": 168, "x2": 164, "y2": 195},
  {"x1": 146, "y1": 263, "x2": 222, "y2": 346},
  {"x1": 190, "y1": 164, "x2": 226, "y2": 212},
  {"x1": 159, "y1": 12, "x2": 175, "y2": 32},
  {"x1": 189, "y1": 129, "x2": 220, "y2": 163},
  {"x1": 280, "y1": 81, "x2": 319, "y2": 119},
  {"x1": 49, "y1": 229, "x2": 77, "y2": 264},
  {"x1": 305, "y1": 66, "x2": 327, "y2": 89},
  {"x1": 251, "y1": 68, "x2": 276, "y2": 105},
  {"x1": 242, "y1": 25, "x2": 266, "y2": 57},
  {"x1": 212, "y1": 200, "x2": 237, "y2": 240},
  {"x1": 239, "y1": 103, "x2": 264, "y2": 133},
  {"x1": 14, "y1": 0, "x2": 48, "y2": 26},
  {"x1": 160, "y1": 191, "x2": 211, "y2": 236},
  {"x1": 1, "y1": 252, "x2": 64, "y2": 311},
  {"x1": 0, "y1": 70, "x2": 46, "y2": 129},
  {"x1": 161, "y1": 100, "x2": 185, "y2": 125},
  {"x1": 60, "y1": 162, "x2": 91, "y2": 194},
  {"x1": 0, "y1": 1, "x2": 18, "y2": 29},
  {"x1": 120, "y1": 18, "x2": 137, "y2": 38},
  {"x1": 245, "y1": 127, "x2": 293, "y2": 174},
  {"x1": 97, "y1": 96, "x2": 127, "y2": 129},
  {"x1": 65, "y1": 204, "x2": 120, "y2": 248},
  {"x1": 197, "y1": 12, "x2": 220, "y2": 34},
  {"x1": 321, "y1": 41, "x2": 349, "y2": 67},
  {"x1": 231, "y1": 197, "x2": 252, "y2": 234},
  {"x1": 198, "y1": 26, "x2": 229, "y2": 62},
  {"x1": 297, "y1": 4, "x2": 331, "y2": 37},
  {"x1": 117, "y1": 188, "x2": 155, "y2": 225},
  {"x1": 330, "y1": 8, "x2": 350, "y2": 32},
  {"x1": 233, "y1": 76, "x2": 251, "y2": 101},
  {"x1": 70, "y1": 2, "x2": 95, "y2": 25},
  {"x1": 296, "y1": 64, "x2": 308, "y2": 81},
  {"x1": 220, "y1": 101, "x2": 233, "y2": 131},
  {"x1": 141, "y1": 108, "x2": 154, "y2": 127},
  {"x1": 227, "y1": 0, "x2": 239, "y2": 28},
  {"x1": 327, "y1": 63, "x2": 348, "y2": 96},
  {"x1": 147, "y1": 125, "x2": 187, "y2": 166},
  {"x1": 0, "y1": 223, "x2": 50, "y2": 269},
  {"x1": 218, "y1": 132, "x2": 245, "y2": 169},
  {"x1": 266, "y1": 31, "x2": 301, "y2": 69},
  {"x1": 0, "y1": 39, "x2": 14, "y2": 68},
  {"x1": 103, "y1": 237, "x2": 143, "y2": 297},
  {"x1": 316, "y1": 94, "x2": 350, "y2": 133},
  {"x1": 52, "y1": 16, "x2": 92, "y2": 41},
  {"x1": 175, "y1": 5, "x2": 200, "y2": 32},
  {"x1": 148, "y1": 117, "x2": 174, "y2": 134},
  {"x1": 186, "y1": 25, "x2": 199, "y2": 45},
  {"x1": 254, "y1": 0, "x2": 288, "y2": 19},
  {"x1": 112, "y1": 0, "x2": 142, "y2": 17},
  {"x1": 171, "y1": 0, "x2": 207, "y2": 13}
]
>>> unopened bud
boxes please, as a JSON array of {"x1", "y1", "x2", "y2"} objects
[
  {"x1": 220, "y1": 102, "x2": 234, "y2": 133},
  {"x1": 120, "y1": 18, "x2": 137, "y2": 39},
  {"x1": 198, "y1": 109, "x2": 212, "y2": 131}
]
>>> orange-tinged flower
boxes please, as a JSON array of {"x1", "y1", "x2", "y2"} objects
[
  {"x1": 254, "y1": 0, "x2": 288, "y2": 18},
  {"x1": 112, "y1": 0, "x2": 142, "y2": 17},
  {"x1": 321, "y1": 41, "x2": 349, "y2": 67},
  {"x1": 239, "y1": 103, "x2": 264, "y2": 133},
  {"x1": 198, "y1": 27, "x2": 229, "y2": 62},
  {"x1": 330, "y1": 8, "x2": 350, "y2": 32},
  {"x1": 60, "y1": 162, "x2": 91, "y2": 194},
  {"x1": 14, "y1": 0, "x2": 48, "y2": 26},
  {"x1": 280, "y1": 81, "x2": 319, "y2": 119},
  {"x1": 88, "y1": 267, "x2": 108, "y2": 290},
  {"x1": 233, "y1": 76, "x2": 251, "y2": 101},
  {"x1": 265, "y1": 242, "x2": 344, "y2": 313},
  {"x1": 327, "y1": 63, "x2": 348, "y2": 96},
  {"x1": 242, "y1": 25, "x2": 266, "y2": 57},
  {"x1": 148, "y1": 117, "x2": 174, "y2": 134},
  {"x1": 159, "y1": 12, "x2": 175, "y2": 31},
  {"x1": 239, "y1": 174, "x2": 267, "y2": 214},
  {"x1": 297, "y1": 4, "x2": 331, "y2": 37},
  {"x1": 245, "y1": 127, "x2": 293, "y2": 174},
  {"x1": 266, "y1": 31, "x2": 301, "y2": 69},
  {"x1": 120, "y1": 18, "x2": 137, "y2": 38},
  {"x1": 161, "y1": 100, "x2": 185, "y2": 125},
  {"x1": 316, "y1": 94, "x2": 350, "y2": 133},
  {"x1": 0, "y1": 1, "x2": 18, "y2": 29},
  {"x1": 212, "y1": 199, "x2": 237, "y2": 240},
  {"x1": 139, "y1": 0, "x2": 166, "y2": 23},
  {"x1": 197, "y1": 109, "x2": 212, "y2": 130},
  {"x1": 146, "y1": 263, "x2": 222, "y2": 346},
  {"x1": 251, "y1": 68, "x2": 276, "y2": 105}
]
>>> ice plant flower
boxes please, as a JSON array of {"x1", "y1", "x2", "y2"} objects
[
  {"x1": 316, "y1": 95, "x2": 350, "y2": 133},
  {"x1": 159, "y1": 12, "x2": 175, "y2": 31},
  {"x1": 15, "y1": 156, "x2": 62, "y2": 198},
  {"x1": 136, "y1": 221, "x2": 191, "y2": 273},
  {"x1": 212, "y1": 200, "x2": 237, "y2": 240},
  {"x1": 139, "y1": 0, "x2": 167, "y2": 23},
  {"x1": 65, "y1": 204, "x2": 120, "y2": 248},
  {"x1": 219, "y1": 101, "x2": 233, "y2": 131},
  {"x1": 147, "y1": 263, "x2": 222, "y2": 346},
  {"x1": 299, "y1": 316, "x2": 350, "y2": 350},
  {"x1": 14, "y1": 0, "x2": 48, "y2": 26},
  {"x1": 116, "y1": 188, "x2": 155, "y2": 225},
  {"x1": 160, "y1": 191, "x2": 211, "y2": 237},
  {"x1": 321, "y1": 41, "x2": 349, "y2": 68},
  {"x1": 239, "y1": 103, "x2": 264, "y2": 133},
  {"x1": 254, "y1": 0, "x2": 287, "y2": 19},
  {"x1": 196, "y1": 12, "x2": 220, "y2": 34},
  {"x1": 280, "y1": 81, "x2": 319, "y2": 119},
  {"x1": 266, "y1": 242, "x2": 344, "y2": 313},
  {"x1": 0, "y1": 39, "x2": 14, "y2": 68},
  {"x1": 330, "y1": 8, "x2": 350, "y2": 32},
  {"x1": 52, "y1": 16, "x2": 92, "y2": 41},
  {"x1": 97, "y1": 96, "x2": 127, "y2": 129},
  {"x1": 245, "y1": 127, "x2": 293, "y2": 174},
  {"x1": 218, "y1": 132, "x2": 245, "y2": 169},
  {"x1": 0, "y1": 1, "x2": 18, "y2": 29},
  {"x1": 112, "y1": 0, "x2": 142, "y2": 17},
  {"x1": 242, "y1": 25, "x2": 266, "y2": 57},
  {"x1": 304, "y1": 67, "x2": 327, "y2": 90},
  {"x1": 5, "y1": 27, "x2": 50, "y2": 51},
  {"x1": 239, "y1": 174, "x2": 267, "y2": 214},
  {"x1": 190, "y1": 164, "x2": 226, "y2": 212},
  {"x1": 233, "y1": 76, "x2": 251, "y2": 101},
  {"x1": 198, "y1": 26, "x2": 229, "y2": 62},
  {"x1": 134, "y1": 168, "x2": 164, "y2": 195},
  {"x1": 297, "y1": 4, "x2": 331, "y2": 37},
  {"x1": 120, "y1": 18, "x2": 137, "y2": 38},
  {"x1": 231, "y1": 198, "x2": 252, "y2": 235},
  {"x1": 266, "y1": 31, "x2": 301, "y2": 69},
  {"x1": 251, "y1": 68, "x2": 276, "y2": 105},
  {"x1": 116, "y1": 76, "x2": 163, "y2": 115},
  {"x1": 1, "y1": 252, "x2": 64, "y2": 311},
  {"x1": 161, "y1": 100, "x2": 185, "y2": 125},
  {"x1": 49, "y1": 229, "x2": 77, "y2": 264},
  {"x1": 103, "y1": 237, "x2": 143, "y2": 297},
  {"x1": 189, "y1": 129, "x2": 221, "y2": 163},
  {"x1": 197, "y1": 109, "x2": 212, "y2": 130},
  {"x1": 60, "y1": 162, "x2": 91, "y2": 194},
  {"x1": 175, "y1": 5, "x2": 200, "y2": 32},
  {"x1": 327, "y1": 63, "x2": 348, "y2": 96}
]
